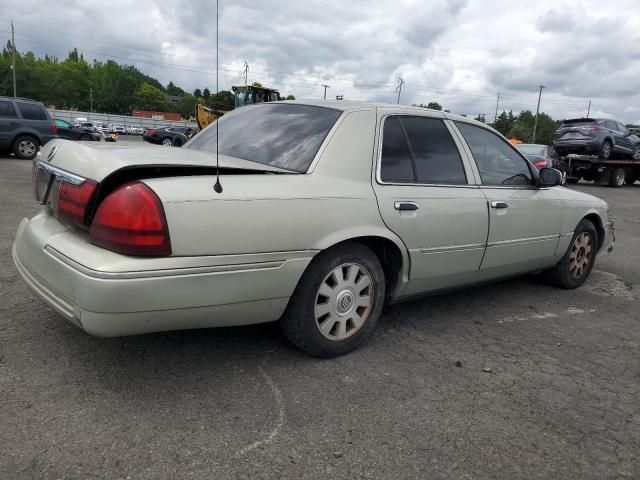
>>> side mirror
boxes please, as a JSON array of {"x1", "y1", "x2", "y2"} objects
[{"x1": 538, "y1": 168, "x2": 563, "y2": 187}]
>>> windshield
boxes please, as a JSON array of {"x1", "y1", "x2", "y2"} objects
[
  {"x1": 516, "y1": 144, "x2": 546, "y2": 156},
  {"x1": 185, "y1": 103, "x2": 342, "y2": 172}
]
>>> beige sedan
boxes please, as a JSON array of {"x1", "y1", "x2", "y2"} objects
[{"x1": 13, "y1": 101, "x2": 613, "y2": 357}]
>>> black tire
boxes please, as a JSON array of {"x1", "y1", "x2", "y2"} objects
[
  {"x1": 280, "y1": 242, "x2": 385, "y2": 357},
  {"x1": 161, "y1": 137, "x2": 173, "y2": 146},
  {"x1": 609, "y1": 167, "x2": 626, "y2": 188},
  {"x1": 79, "y1": 133, "x2": 90, "y2": 141},
  {"x1": 631, "y1": 145, "x2": 640, "y2": 162},
  {"x1": 599, "y1": 139, "x2": 612, "y2": 159},
  {"x1": 12, "y1": 135, "x2": 39, "y2": 160},
  {"x1": 172, "y1": 137, "x2": 184, "y2": 147},
  {"x1": 544, "y1": 219, "x2": 598, "y2": 289}
]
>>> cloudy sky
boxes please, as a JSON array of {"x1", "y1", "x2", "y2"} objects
[{"x1": 3, "y1": 0, "x2": 640, "y2": 123}]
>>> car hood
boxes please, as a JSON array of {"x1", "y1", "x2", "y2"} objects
[{"x1": 40, "y1": 139, "x2": 294, "y2": 182}]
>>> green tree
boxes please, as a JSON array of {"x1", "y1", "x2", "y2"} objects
[
  {"x1": 193, "y1": 88, "x2": 202, "y2": 98},
  {"x1": 207, "y1": 90, "x2": 235, "y2": 109},
  {"x1": 203, "y1": 88, "x2": 211, "y2": 100},
  {"x1": 175, "y1": 94, "x2": 199, "y2": 118},
  {"x1": 285, "y1": 94, "x2": 295, "y2": 100},
  {"x1": 134, "y1": 82, "x2": 171, "y2": 111},
  {"x1": 426, "y1": 101, "x2": 442, "y2": 111},
  {"x1": 251, "y1": 81, "x2": 262, "y2": 87},
  {"x1": 493, "y1": 110, "x2": 516, "y2": 137},
  {"x1": 167, "y1": 81, "x2": 185, "y2": 96}
]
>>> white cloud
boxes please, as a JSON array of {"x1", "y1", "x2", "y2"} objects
[{"x1": 3, "y1": 0, "x2": 640, "y2": 123}]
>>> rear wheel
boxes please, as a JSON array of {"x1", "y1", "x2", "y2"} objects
[
  {"x1": 172, "y1": 137, "x2": 184, "y2": 147},
  {"x1": 632, "y1": 145, "x2": 640, "y2": 161},
  {"x1": 12, "y1": 135, "x2": 39, "y2": 160},
  {"x1": 280, "y1": 242, "x2": 385, "y2": 357},
  {"x1": 610, "y1": 167, "x2": 626, "y2": 188},
  {"x1": 79, "y1": 133, "x2": 90, "y2": 141},
  {"x1": 544, "y1": 219, "x2": 598, "y2": 289},
  {"x1": 600, "y1": 139, "x2": 612, "y2": 159},
  {"x1": 161, "y1": 137, "x2": 173, "y2": 146}
]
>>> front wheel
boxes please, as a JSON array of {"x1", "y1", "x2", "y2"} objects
[
  {"x1": 280, "y1": 242, "x2": 385, "y2": 357},
  {"x1": 600, "y1": 139, "x2": 612, "y2": 159},
  {"x1": 544, "y1": 219, "x2": 598, "y2": 289}
]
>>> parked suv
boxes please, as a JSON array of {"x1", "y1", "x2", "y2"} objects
[
  {"x1": 553, "y1": 118, "x2": 640, "y2": 160},
  {"x1": 0, "y1": 97, "x2": 58, "y2": 159}
]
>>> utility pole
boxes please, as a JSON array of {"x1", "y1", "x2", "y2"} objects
[
  {"x1": 586, "y1": 100, "x2": 591, "y2": 118},
  {"x1": 242, "y1": 60, "x2": 249, "y2": 85},
  {"x1": 531, "y1": 85, "x2": 545, "y2": 143},
  {"x1": 11, "y1": 21, "x2": 17, "y2": 97},
  {"x1": 396, "y1": 78, "x2": 405, "y2": 104},
  {"x1": 493, "y1": 92, "x2": 500, "y2": 124},
  {"x1": 90, "y1": 88, "x2": 93, "y2": 113},
  {"x1": 321, "y1": 84, "x2": 330, "y2": 100}
]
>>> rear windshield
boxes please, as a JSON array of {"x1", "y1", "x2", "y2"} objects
[
  {"x1": 561, "y1": 119, "x2": 596, "y2": 127},
  {"x1": 516, "y1": 144, "x2": 545, "y2": 155},
  {"x1": 185, "y1": 103, "x2": 342, "y2": 172}
]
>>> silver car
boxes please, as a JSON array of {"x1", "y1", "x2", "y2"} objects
[{"x1": 13, "y1": 101, "x2": 613, "y2": 357}]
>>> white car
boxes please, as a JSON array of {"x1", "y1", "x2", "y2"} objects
[
  {"x1": 13, "y1": 101, "x2": 613, "y2": 357},
  {"x1": 126, "y1": 125, "x2": 144, "y2": 135}
]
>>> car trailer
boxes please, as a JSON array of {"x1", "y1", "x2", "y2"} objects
[{"x1": 559, "y1": 154, "x2": 640, "y2": 187}]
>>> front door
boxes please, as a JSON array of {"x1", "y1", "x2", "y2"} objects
[
  {"x1": 372, "y1": 112, "x2": 489, "y2": 296},
  {"x1": 454, "y1": 121, "x2": 563, "y2": 276}
]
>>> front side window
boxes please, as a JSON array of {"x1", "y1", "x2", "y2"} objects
[
  {"x1": 185, "y1": 103, "x2": 342, "y2": 172},
  {"x1": 17, "y1": 102, "x2": 48, "y2": 120},
  {"x1": 456, "y1": 122, "x2": 533, "y2": 186},
  {"x1": 0, "y1": 100, "x2": 16, "y2": 117},
  {"x1": 380, "y1": 116, "x2": 466, "y2": 184}
]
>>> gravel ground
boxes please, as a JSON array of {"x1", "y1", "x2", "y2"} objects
[{"x1": 1, "y1": 154, "x2": 639, "y2": 480}]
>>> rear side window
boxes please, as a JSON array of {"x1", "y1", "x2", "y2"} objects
[
  {"x1": 456, "y1": 122, "x2": 533, "y2": 186},
  {"x1": 401, "y1": 117, "x2": 466, "y2": 184},
  {"x1": 186, "y1": 103, "x2": 342, "y2": 172},
  {"x1": 380, "y1": 116, "x2": 466, "y2": 184},
  {"x1": 380, "y1": 117, "x2": 414, "y2": 182},
  {"x1": 0, "y1": 100, "x2": 16, "y2": 117},
  {"x1": 17, "y1": 102, "x2": 48, "y2": 120}
]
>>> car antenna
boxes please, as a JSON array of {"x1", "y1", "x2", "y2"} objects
[{"x1": 213, "y1": 0, "x2": 223, "y2": 194}]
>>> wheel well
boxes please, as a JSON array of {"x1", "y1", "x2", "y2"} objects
[
  {"x1": 584, "y1": 213, "x2": 604, "y2": 250},
  {"x1": 333, "y1": 236, "x2": 404, "y2": 299},
  {"x1": 11, "y1": 133, "x2": 40, "y2": 147}
]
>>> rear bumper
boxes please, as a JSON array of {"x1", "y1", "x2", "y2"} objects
[
  {"x1": 553, "y1": 139, "x2": 600, "y2": 153},
  {"x1": 13, "y1": 214, "x2": 314, "y2": 336}
]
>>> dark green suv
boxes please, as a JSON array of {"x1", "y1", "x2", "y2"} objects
[{"x1": 0, "y1": 97, "x2": 58, "y2": 159}]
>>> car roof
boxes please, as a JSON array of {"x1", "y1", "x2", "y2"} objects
[
  {"x1": 0, "y1": 96, "x2": 44, "y2": 105},
  {"x1": 268, "y1": 100, "x2": 488, "y2": 126}
]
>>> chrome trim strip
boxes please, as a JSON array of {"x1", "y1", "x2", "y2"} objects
[
  {"x1": 44, "y1": 246, "x2": 287, "y2": 279},
  {"x1": 418, "y1": 243, "x2": 485, "y2": 254},
  {"x1": 487, "y1": 234, "x2": 559, "y2": 247},
  {"x1": 36, "y1": 161, "x2": 86, "y2": 186}
]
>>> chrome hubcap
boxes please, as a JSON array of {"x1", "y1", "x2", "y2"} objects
[
  {"x1": 19, "y1": 140, "x2": 36, "y2": 156},
  {"x1": 617, "y1": 171, "x2": 625, "y2": 185},
  {"x1": 603, "y1": 143, "x2": 611, "y2": 157},
  {"x1": 162, "y1": 138, "x2": 172, "y2": 146},
  {"x1": 633, "y1": 147, "x2": 640, "y2": 161},
  {"x1": 314, "y1": 263, "x2": 373, "y2": 341},
  {"x1": 569, "y1": 232, "x2": 593, "y2": 279}
]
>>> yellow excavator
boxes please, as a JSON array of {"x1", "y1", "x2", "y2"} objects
[{"x1": 195, "y1": 85, "x2": 282, "y2": 131}]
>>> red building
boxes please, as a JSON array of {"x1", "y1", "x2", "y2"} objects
[{"x1": 132, "y1": 110, "x2": 183, "y2": 121}]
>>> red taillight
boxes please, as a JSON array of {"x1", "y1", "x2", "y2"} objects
[
  {"x1": 51, "y1": 122, "x2": 57, "y2": 134},
  {"x1": 89, "y1": 181, "x2": 171, "y2": 256},
  {"x1": 585, "y1": 126, "x2": 602, "y2": 132},
  {"x1": 533, "y1": 159, "x2": 548, "y2": 168},
  {"x1": 58, "y1": 179, "x2": 98, "y2": 225}
]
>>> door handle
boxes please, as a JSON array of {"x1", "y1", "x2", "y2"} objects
[
  {"x1": 490, "y1": 200, "x2": 509, "y2": 209},
  {"x1": 394, "y1": 201, "x2": 419, "y2": 211}
]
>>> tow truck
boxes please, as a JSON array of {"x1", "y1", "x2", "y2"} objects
[
  {"x1": 194, "y1": 84, "x2": 282, "y2": 132},
  {"x1": 559, "y1": 154, "x2": 640, "y2": 188}
]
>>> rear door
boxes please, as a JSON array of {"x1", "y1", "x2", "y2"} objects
[
  {"x1": 372, "y1": 110, "x2": 489, "y2": 295},
  {"x1": 54, "y1": 119, "x2": 77, "y2": 140},
  {"x1": 453, "y1": 121, "x2": 563, "y2": 276},
  {"x1": 614, "y1": 122, "x2": 633, "y2": 153}
]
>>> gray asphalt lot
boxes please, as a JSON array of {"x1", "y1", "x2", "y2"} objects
[{"x1": 1, "y1": 153, "x2": 639, "y2": 479}]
